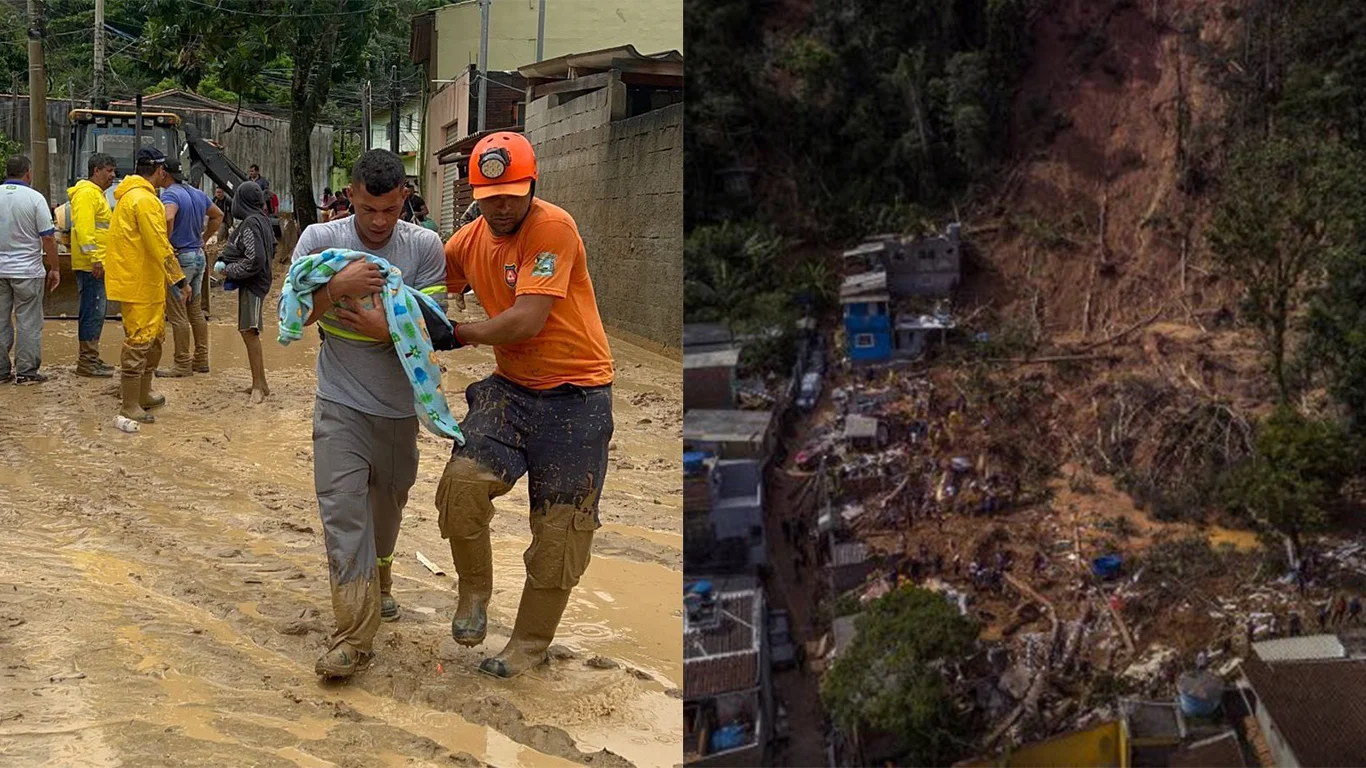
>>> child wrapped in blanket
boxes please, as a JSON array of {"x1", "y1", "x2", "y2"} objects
[{"x1": 212, "y1": 181, "x2": 275, "y2": 403}]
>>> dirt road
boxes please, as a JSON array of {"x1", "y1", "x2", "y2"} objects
[{"x1": 0, "y1": 300, "x2": 683, "y2": 767}]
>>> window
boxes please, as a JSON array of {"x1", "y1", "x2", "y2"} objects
[
  {"x1": 920, "y1": 250, "x2": 933, "y2": 260},
  {"x1": 854, "y1": 333, "x2": 876, "y2": 349}
]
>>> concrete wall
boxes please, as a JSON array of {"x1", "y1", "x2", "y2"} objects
[
  {"x1": 432, "y1": 0, "x2": 682, "y2": 80},
  {"x1": 523, "y1": 87, "x2": 681, "y2": 351},
  {"x1": 684, "y1": 366, "x2": 735, "y2": 410}
]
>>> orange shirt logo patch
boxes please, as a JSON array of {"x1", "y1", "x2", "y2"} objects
[{"x1": 504, "y1": 263, "x2": 518, "y2": 289}]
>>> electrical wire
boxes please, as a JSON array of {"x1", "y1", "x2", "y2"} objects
[{"x1": 180, "y1": 0, "x2": 378, "y2": 18}]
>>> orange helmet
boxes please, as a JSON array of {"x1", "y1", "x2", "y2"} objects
[{"x1": 468, "y1": 131, "x2": 537, "y2": 200}]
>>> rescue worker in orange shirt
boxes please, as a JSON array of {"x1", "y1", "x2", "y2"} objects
[{"x1": 437, "y1": 132, "x2": 614, "y2": 678}]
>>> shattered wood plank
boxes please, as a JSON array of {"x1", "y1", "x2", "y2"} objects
[{"x1": 416, "y1": 551, "x2": 446, "y2": 576}]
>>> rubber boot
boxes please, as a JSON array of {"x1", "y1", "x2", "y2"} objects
[
  {"x1": 76, "y1": 341, "x2": 112, "y2": 378},
  {"x1": 189, "y1": 299, "x2": 210, "y2": 373},
  {"x1": 379, "y1": 562, "x2": 400, "y2": 622},
  {"x1": 478, "y1": 582, "x2": 571, "y2": 679},
  {"x1": 140, "y1": 338, "x2": 167, "y2": 410},
  {"x1": 119, "y1": 345, "x2": 153, "y2": 423},
  {"x1": 158, "y1": 287, "x2": 194, "y2": 377},
  {"x1": 449, "y1": 536, "x2": 493, "y2": 646}
]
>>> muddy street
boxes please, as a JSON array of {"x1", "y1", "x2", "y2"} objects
[{"x1": 0, "y1": 303, "x2": 683, "y2": 767}]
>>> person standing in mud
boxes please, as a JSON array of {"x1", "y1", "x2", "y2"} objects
[
  {"x1": 67, "y1": 152, "x2": 118, "y2": 378},
  {"x1": 105, "y1": 147, "x2": 184, "y2": 423},
  {"x1": 290, "y1": 149, "x2": 447, "y2": 680},
  {"x1": 157, "y1": 159, "x2": 223, "y2": 377},
  {"x1": 212, "y1": 181, "x2": 274, "y2": 402},
  {"x1": 437, "y1": 131, "x2": 615, "y2": 679}
]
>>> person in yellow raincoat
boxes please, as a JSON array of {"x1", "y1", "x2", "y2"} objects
[
  {"x1": 104, "y1": 147, "x2": 185, "y2": 423},
  {"x1": 67, "y1": 152, "x2": 118, "y2": 377}
]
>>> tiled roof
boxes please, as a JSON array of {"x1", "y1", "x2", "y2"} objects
[
  {"x1": 1241, "y1": 656, "x2": 1366, "y2": 766},
  {"x1": 684, "y1": 589, "x2": 763, "y2": 698},
  {"x1": 683, "y1": 653, "x2": 760, "y2": 698}
]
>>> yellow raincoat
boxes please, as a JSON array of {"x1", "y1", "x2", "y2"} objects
[
  {"x1": 67, "y1": 179, "x2": 111, "y2": 272},
  {"x1": 105, "y1": 174, "x2": 183, "y2": 305}
]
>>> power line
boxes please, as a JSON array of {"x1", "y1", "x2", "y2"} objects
[{"x1": 180, "y1": 0, "x2": 378, "y2": 18}]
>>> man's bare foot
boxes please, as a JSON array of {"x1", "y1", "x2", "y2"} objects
[{"x1": 249, "y1": 388, "x2": 267, "y2": 404}]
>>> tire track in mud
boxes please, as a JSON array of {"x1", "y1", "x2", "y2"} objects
[{"x1": 0, "y1": 332, "x2": 683, "y2": 767}]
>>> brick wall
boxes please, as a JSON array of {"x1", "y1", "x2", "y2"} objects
[{"x1": 525, "y1": 89, "x2": 682, "y2": 353}]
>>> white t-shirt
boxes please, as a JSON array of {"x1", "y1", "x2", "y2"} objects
[{"x1": 0, "y1": 181, "x2": 55, "y2": 279}]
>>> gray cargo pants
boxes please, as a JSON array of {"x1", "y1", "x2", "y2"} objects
[
  {"x1": 312, "y1": 398, "x2": 419, "y2": 654},
  {"x1": 0, "y1": 277, "x2": 44, "y2": 379}
]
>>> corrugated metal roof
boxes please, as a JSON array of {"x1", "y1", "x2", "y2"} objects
[
  {"x1": 1253, "y1": 633, "x2": 1346, "y2": 661},
  {"x1": 518, "y1": 44, "x2": 683, "y2": 80},
  {"x1": 831, "y1": 542, "x2": 869, "y2": 567},
  {"x1": 1241, "y1": 655, "x2": 1366, "y2": 766}
]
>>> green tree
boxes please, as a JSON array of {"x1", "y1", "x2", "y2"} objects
[
  {"x1": 821, "y1": 587, "x2": 978, "y2": 766},
  {"x1": 1221, "y1": 406, "x2": 1355, "y2": 562},
  {"x1": 1304, "y1": 246, "x2": 1366, "y2": 432},
  {"x1": 1207, "y1": 136, "x2": 1365, "y2": 401}
]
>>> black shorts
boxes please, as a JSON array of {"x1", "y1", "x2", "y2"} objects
[
  {"x1": 238, "y1": 290, "x2": 264, "y2": 333},
  {"x1": 450, "y1": 375, "x2": 614, "y2": 521}
]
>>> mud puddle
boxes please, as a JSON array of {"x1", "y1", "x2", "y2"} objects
[{"x1": 3, "y1": 308, "x2": 682, "y2": 766}]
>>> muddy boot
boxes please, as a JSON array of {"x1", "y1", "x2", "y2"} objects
[
  {"x1": 314, "y1": 646, "x2": 374, "y2": 680},
  {"x1": 119, "y1": 345, "x2": 154, "y2": 423},
  {"x1": 76, "y1": 341, "x2": 112, "y2": 378},
  {"x1": 449, "y1": 536, "x2": 494, "y2": 645},
  {"x1": 141, "y1": 339, "x2": 167, "y2": 409},
  {"x1": 379, "y1": 562, "x2": 400, "y2": 622},
  {"x1": 478, "y1": 582, "x2": 571, "y2": 679},
  {"x1": 189, "y1": 299, "x2": 210, "y2": 373}
]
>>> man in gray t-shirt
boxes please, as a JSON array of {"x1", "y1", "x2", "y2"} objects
[{"x1": 291, "y1": 150, "x2": 446, "y2": 680}]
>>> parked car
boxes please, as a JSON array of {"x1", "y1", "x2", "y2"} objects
[
  {"x1": 796, "y1": 371, "x2": 823, "y2": 411},
  {"x1": 768, "y1": 608, "x2": 798, "y2": 670}
]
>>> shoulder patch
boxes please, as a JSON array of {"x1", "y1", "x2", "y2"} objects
[{"x1": 531, "y1": 251, "x2": 557, "y2": 278}]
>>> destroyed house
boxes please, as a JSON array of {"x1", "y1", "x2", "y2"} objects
[
  {"x1": 1238, "y1": 639, "x2": 1366, "y2": 767},
  {"x1": 683, "y1": 453, "x2": 767, "y2": 574},
  {"x1": 684, "y1": 579, "x2": 772, "y2": 766},
  {"x1": 684, "y1": 409, "x2": 776, "y2": 463},
  {"x1": 684, "y1": 347, "x2": 741, "y2": 410},
  {"x1": 841, "y1": 222, "x2": 962, "y2": 298}
]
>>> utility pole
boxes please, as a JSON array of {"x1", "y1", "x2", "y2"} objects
[
  {"x1": 362, "y1": 80, "x2": 372, "y2": 151},
  {"x1": 477, "y1": 0, "x2": 489, "y2": 133},
  {"x1": 536, "y1": 0, "x2": 546, "y2": 62},
  {"x1": 389, "y1": 64, "x2": 400, "y2": 154},
  {"x1": 27, "y1": 0, "x2": 49, "y2": 197},
  {"x1": 92, "y1": 0, "x2": 105, "y2": 109}
]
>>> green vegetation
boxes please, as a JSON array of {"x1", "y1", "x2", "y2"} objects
[
  {"x1": 1220, "y1": 406, "x2": 1356, "y2": 561},
  {"x1": 821, "y1": 586, "x2": 978, "y2": 766},
  {"x1": 685, "y1": 0, "x2": 1042, "y2": 369}
]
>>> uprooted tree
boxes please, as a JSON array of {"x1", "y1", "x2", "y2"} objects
[
  {"x1": 821, "y1": 586, "x2": 978, "y2": 766},
  {"x1": 1220, "y1": 406, "x2": 1356, "y2": 564}
]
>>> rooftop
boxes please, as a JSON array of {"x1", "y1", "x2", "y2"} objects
[
  {"x1": 518, "y1": 43, "x2": 684, "y2": 80},
  {"x1": 683, "y1": 409, "x2": 773, "y2": 446},
  {"x1": 1252, "y1": 633, "x2": 1346, "y2": 661},
  {"x1": 840, "y1": 270, "x2": 889, "y2": 301},
  {"x1": 713, "y1": 460, "x2": 762, "y2": 502},
  {"x1": 843, "y1": 415, "x2": 880, "y2": 441},
  {"x1": 1240, "y1": 655, "x2": 1366, "y2": 766},
  {"x1": 683, "y1": 322, "x2": 734, "y2": 349},
  {"x1": 830, "y1": 541, "x2": 870, "y2": 568},
  {"x1": 1167, "y1": 731, "x2": 1246, "y2": 768},
  {"x1": 684, "y1": 348, "x2": 742, "y2": 369},
  {"x1": 684, "y1": 585, "x2": 763, "y2": 698}
]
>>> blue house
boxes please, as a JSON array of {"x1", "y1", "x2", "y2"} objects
[{"x1": 841, "y1": 270, "x2": 893, "y2": 363}]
